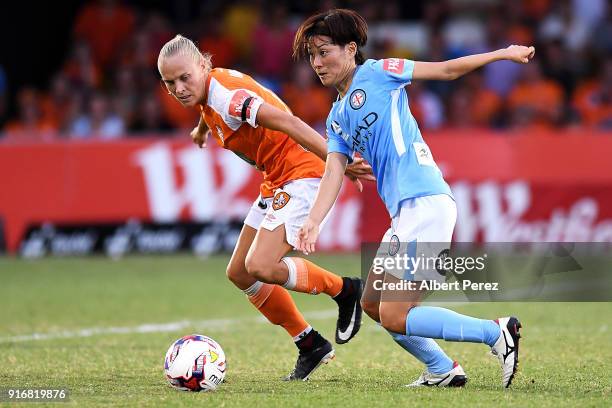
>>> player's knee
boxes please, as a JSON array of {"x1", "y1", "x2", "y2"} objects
[
  {"x1": 379, "y1": 310, "x2": 402, "y2": 333},
  {"x1": 379, "y1": 303, "x2": 412, "y2": 334},
  {"x1": 244, "y1": 255, "x2": 270, "y2": 281},
  {"x1": 226, "y1": 264, "x2": 247, "y2": 287},
  {"x1": 361, "y1": 299, "x2": 380, "y2": 322}
]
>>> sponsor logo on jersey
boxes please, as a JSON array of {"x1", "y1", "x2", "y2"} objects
[
  {"x1": 215, "y1": 125, "x2": 224, "y2": 144},
  {"x1": 331, "y1": 120, "x2": 343, "y2": 135},
  {"x1": 331, "y1": 120, "x2": 349, "y2": 142},
  {"x1": 383, "y1": 58, "x2": 405, "y2": 74},
  {"x1": 272, "y1": 191, "x2": 290, "y2": 211},
  {"x1": 349, "y1": 112, "x2": 378, "y2": 153},
  {"x1": 413, "y1": 142, "x2": 436, "y2": 166},
  {"x1": 349, "y1": 89, "x2": 367, "y2": 110}
]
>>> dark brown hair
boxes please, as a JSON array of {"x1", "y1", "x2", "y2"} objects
[{"x1": 292, "y1": 9, "x2": 368, "y2": 65}]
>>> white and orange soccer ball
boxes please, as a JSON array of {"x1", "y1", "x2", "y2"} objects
[{"x1": 164, "y1": 334, "x2": 227, "y2": 392}]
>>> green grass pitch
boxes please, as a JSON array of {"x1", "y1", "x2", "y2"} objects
[{"x1": 1, "y1": 255, "x2": 610, "y2": 407}]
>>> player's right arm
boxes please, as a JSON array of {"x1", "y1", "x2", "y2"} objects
[
  {"x1": 191, "y1": 114, "x2": 210, "y2": 148},
  {"x1": 296, "y1": 152, "x2": 347, "y2": 255}
]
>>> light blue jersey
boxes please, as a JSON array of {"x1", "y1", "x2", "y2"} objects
[{"x1": 326, "y1": 58, "x2": 453, "y2": 218}]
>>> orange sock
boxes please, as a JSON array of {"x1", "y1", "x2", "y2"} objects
[
  {"x1": 245, "y1": 281, "x2": 310, "y2": 339},
  {"x1": 281, "y1": 257, "x2": 343, "y2": 297}
]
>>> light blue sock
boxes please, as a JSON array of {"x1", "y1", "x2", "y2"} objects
[
  {"x1": 387, "y1": 330, "x2": 454, "y2": 374},
  {"x1": 406, "y1": 306, "x2": 500, "y2": 347}
]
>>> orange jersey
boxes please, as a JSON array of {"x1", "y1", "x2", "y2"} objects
[{"x1": 199, "y1": 68, "x2": 324, "y2": 198}]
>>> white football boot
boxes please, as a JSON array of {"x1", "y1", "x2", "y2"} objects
[
  {"x1": 491, "y1": 316, "x2": 522, "y2": 388},
  {"x1": 406, "y1": 361, "x2": 467, "y2": 387}
]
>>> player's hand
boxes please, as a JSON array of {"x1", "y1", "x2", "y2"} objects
[
  {"x1": 504, "y1": 45, "x2": 535, "y2": 64},
  {"x1": 296, "y1": 218, "x2": 320, "y2": 255},
  {"x1": 345, "y1": 157, "x2": 375, "y2": 192},
  {"x1": 190, "y1": 126, "x2": 210, "y2": 148}
]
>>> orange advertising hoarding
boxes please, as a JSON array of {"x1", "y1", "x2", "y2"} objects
[{"x1": 1, "y1": 131, "x2": 611, "y2": 254}]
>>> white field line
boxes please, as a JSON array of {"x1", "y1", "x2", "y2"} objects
[
  {"x1": 0, "y1": 302, "x2": 468, "y2": 344},
  {"x1": 0, "y1": 310, "x2": 338, "y2": 344}
]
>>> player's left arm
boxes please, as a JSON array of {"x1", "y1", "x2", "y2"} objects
[
  {"x1": 256, "y1": 102, "x2": 329, "y2": 161},
  {"x1": 296, "y1": 152, "x2": 347, "y2": 254},
  {"x1": 256, "y1": 103, "x2": 374, "y2": 190},
  {"x1": 412, "y1": 45, "x2": 535, "y2": 81}
]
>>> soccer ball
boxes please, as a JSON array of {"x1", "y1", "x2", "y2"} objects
[{"x1": 164, "y1": 334, "x2": 226, "y2": 391}]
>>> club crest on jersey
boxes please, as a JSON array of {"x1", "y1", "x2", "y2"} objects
[
  {"x1": 349, "y1": 89, "x2": 366, "y2": 110},
  {"x1": 272, "y1": 191, "x2": 290, "y2": 211},
  {"x1": 383, "y1": 58, "x2": 405, "y2": 74},
  {"x1": 388, "y1": 234, "x2": 400, "y2": 256}
]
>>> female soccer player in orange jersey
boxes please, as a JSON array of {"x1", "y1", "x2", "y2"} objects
[{"x1": 157, "y1": 35, "x2": 373, "y2": 381}]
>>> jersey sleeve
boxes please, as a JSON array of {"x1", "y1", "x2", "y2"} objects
[
  {"x1": 326, "y1": 119, "x2": 354, "y2": 164},
  {"x1": 226, "y1": 88, "x2": 264, "y2": 128},
  {"x1": 207, "y1": 79, "x2": 264, "y2": 131},
  {"x1": 370, "y1": 58, "x2": 415, "y2": 87}
]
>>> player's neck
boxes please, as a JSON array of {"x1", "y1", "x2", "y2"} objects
[
  {"x1": 336, "y1": 65, "x2": 357, "y2": 98},
  {"x1": 198, "y1": 71, "x2": 212, "y2": 105}
]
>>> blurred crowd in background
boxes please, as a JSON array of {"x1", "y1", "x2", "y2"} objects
[{"x1": 0, "y1": 0, "x2": 610, "y2": 142}]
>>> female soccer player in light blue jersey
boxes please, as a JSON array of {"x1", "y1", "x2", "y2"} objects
[{"x1": 293, "y1": 9, "x2": 535, "y2": 388}]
